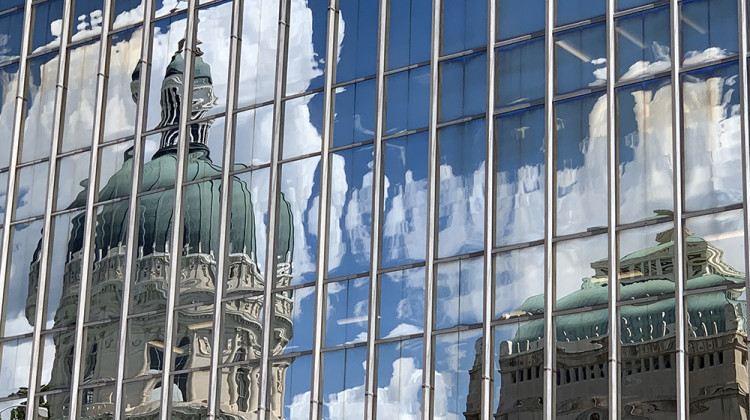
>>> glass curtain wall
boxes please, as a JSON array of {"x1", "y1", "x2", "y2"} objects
[{"x1": 0, "y1": 0, "x2": 747, "y2": 419}]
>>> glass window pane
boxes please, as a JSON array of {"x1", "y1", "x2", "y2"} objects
[
  {"x1": 555, "y1": 23, "x2": 606, "y2": 95},
  {"x1": 103, "y1": 27, "x2": 141, "y2": 142},
  {"x1": 336, "y1": 0, "x2": 378, "y2": 83},
  {"x1": 218, "y1": 363, "x2": 261, "y2": 418},
  {"x1": 495, "y1": 321, "x2": 543, "y2": 419},
  {"x1": 387, "y1": 0, "x2": 431, "y2": 69},
  {"x1": 441, "y1": 0, "x2": 486, "y2": 55},
  {"x1": 279, "y1": 157, "x2": 320, "y2": 286},
  {"x1": 123, "y1": 377, "x2": 162, "y2": 418},
  {"x1": 235, "y1": 104, "x2": 273, "y2": 166},
  {"x1": 72, "y1": 0, "x2": 103, "y2": 40},
  {"x1": 617, "y1": 222, "x2": 676, "y2": 298},
  {"x1": 555, "y1": 92, "x2": 608, "y2": 236},
  {"x1": 32, "y1": 0, "x2": 64, "y2": 51},
  {"x1": 385, "y1": 66, "x2": 430, "y2": 135},
  {"x1": 617, "y1": 77, "x2": 673, "y2": 225},
  {"x1": 322, "y1": 347, "x2": 366, "y2": 419},
  {"x1": 556, "y1": 0, "x2": 605, "y2": 27},
  {"x1": 555, "y1": 234, "x2": 608, "y2": 307},
  {"x1": 437, "y1": 119, "x2": 484, "y2": 258},
  {"x1": 55, "y1": 151, "x2": 91, "y2": 211},
  {"x1": 495, "y1": 246, "x2": 544, "y2": 320},
  {"x1": 14, "y1": 161, "x2": 49, "y2": 220},
  {"x1": 682, "y1": 62, "x2": 743, "y2": 211},
  {"x1": 0, "y1": 9, "x2": 24, "y2": 63},
  {"x1": 328, "y1": 144, "x2": 373, "y2": 278},
  {"x1": 195, "y1": 2, "x2": 232, "y2": 119},
  {"x1": 0, "y1": 399, "x2": 28, "y2": 420},
  {"x1": 44, "y1": 211, "x2": 84, "y2": 331},
  {"x1": 681, "y1": 0, "x2": 738, "y2": 65},
  {"x1": 618, "y1": 0, "x2": 654, "y2": 11},
  {"x1": 685, "y1": 210, "x2": 746, "y2": 287},
  {"x1": 238, "y1": 0, "x2": 279, "y2": 106},
  {"x1": 333, "y1": 79, "x2": 376, "y2": 148},
  {"x1": 497, "y1": 0, "x2": 544, "y2": 41},
  {"x1": 685, "y1": 290, "x2": 747, "y2": 419},
  {"x1": 276, "y1": 286, "x2": 315, "y2": 354},
  {"x1": 60, "y1": 39, "x2": 101, "y2": 152},
  {"x1": 282, "y1": 92, "x2": 324, "y2": 160},
  {"x1": 616, "y1": 7, "x2": 671, "y2": 80},
  {"x1": 271, "y1": 355, "x2": 312, "y2": 420},
  {"x1": 382, "y1": 132, "x2": 428, "y2": 268},
  {"x1": 436, "y1": 257, "x2": 483, "y2": 330},
  {"x1": 0, "y1": 337, "x2": 32, "y2": 400},
  {"x1": 96, "y1": 140, "x2": 134, "y2": 204},
  {"x1": 22, "y1": 52, "x2": 59, "y2": 164},
  {"x1": 325, "y1": 277, "x2": 368, "y2": 347},
  {"x1": 124, "y1": 313, "x2": 166, "y2": 379},
  {"x1": 0, "y1": 63, "x2": 20, "y2": 170},
  {"x1": 439, "y1": 52, "x2": 486, "y2": 122},
  {"x1": 495, "y1": 106, "x2": 544, "y2": 247},
  {"x1": 286, "y1": 0, "x2": 326, "y2": 95},
  {"x1": 379, "y1": 267, "x2": 424, "y2": 339},
  {"x1": 145, "y1": 13, "x2": 187, "y2": 131},
  {"x1": 113, "y1": 0, "x2": 145, "y2": 30},
  {"x1": 376, "y1": 339, "x2": 423, "y2": 418},
  {"x1": 433, "y1": 329, "x2": 482, "y2": 418},
  {"x1": 554, "y1": 312, "x2": 608, "y2": 418},
  {"x1": 620, "y1": 300, "x2": 677, "y2": 416},
  {"x1": 495, "y1": 38, "x2": 545, "y2": 108}
]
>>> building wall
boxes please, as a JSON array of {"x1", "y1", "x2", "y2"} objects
[{"x1": 0, "y1": 0, "x2": 748, "y2": 419}]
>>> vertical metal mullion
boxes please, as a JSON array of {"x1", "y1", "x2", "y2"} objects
[
  {"x1": 206, "y1": 0, "x2": 244, "y2": 417},
  {"x1": 737, "y1": 0, "x2": 750, "y2": 414},
  {"x1": 543, "y1": 0, "x2": 556, "y2": 418},
  {"x1": 481, "y1": 0, "x2": 496, "y2": 417},
  {"x1": 605, "y1": 0, "x2": 620, "y2": 418},
  {"x1": 309, "y1": 0, "x2": 338, "y2": 418},
  {"x1": 363, "y1": 0, "x2": 388, "y2": 418},
  {"x1": 0, "y1": 0, "x2": 33, "y2": 362},
  {"x1": 159, "y1": 0, "x2": 199, "y2": 414},
  {"x1": 669, "y1": 1, "x2": 688, "y2": 419},
  {"x1": 420, "y1": 0, "x2": 440, "y2": 417},
  {"x1": 256, "y1": 0, "x2": 289, "y2": 416},
  {"x1": 26, "y1": 0, "x2": 74, "y2": 416},
  {"x1": 112, "y1": 1, "x2": 155, "y2": 417},
  {"x1": 62, "y1": 1, "x2": 115, "y2": 417}
]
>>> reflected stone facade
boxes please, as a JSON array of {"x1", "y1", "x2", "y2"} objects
[{"x1": 23, "y1": 46, "x2": 295, "y2": 419}]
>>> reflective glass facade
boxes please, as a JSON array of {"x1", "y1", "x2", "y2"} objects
[{"x1": 0, "y1": 0, "x2": 748, "y2": 419}]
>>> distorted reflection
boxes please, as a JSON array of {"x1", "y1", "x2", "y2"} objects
[
  {"x1": 24, "y1": 39, "x2": 295, "y2": 419},
  {"x1": 482, "y1": 218, "x2": 747, "y2": 419}
]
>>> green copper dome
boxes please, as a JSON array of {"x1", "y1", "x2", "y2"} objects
[{"x1": 65, "y1": 144, "x2": 293, "y2": 264}]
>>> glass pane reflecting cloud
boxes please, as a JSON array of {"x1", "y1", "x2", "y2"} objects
[
  {"x1": 382, "y1": 133, "x2": 428, "y2": 268},
  {"x1": 385, "y1": 66, "x2": 429, "y2": 135},
  {"x1": 322, "y1": 347, "x2": 366, "y2": 419},
  {"x1": 433, "y1": 329, "x2": 482, "y2": 418},
  {"x1": 436, "y1": 257, "x2": 483, "y2": 330},
  {"x1": 282, "y1": 92, "x2": 323, "y2": 160},
  {"x1": 616, "y1": 7, "x2": 670, "y2": 81},
  {"x1": 681, "y1": 0, "x2": 738, "y2": 65},
  {"x1": 438, "y1": 119, "x2": 484, "y2": 258},
  {"x1": 336, "y1": 0, "x2": 378, "y2": 83},
  {"x1": 387, "y1": 0, "x2": 431, "y2": 69},
  {"x1": 495, "y1": 107, "x2": 544, "y2": 247},
  {"x1": 325, "y1": 277, "x2": 368, "y2": 347},
  {"x1": 494, "y1": 247, "x2": 544, "y2": 320},
  {"x1": 682, "y1": 62, "x2": 742, "y2": 211},
  {"x1": 555, "y1": 92, "x2": 607, "y2": 236},
  {"x1": 327, "y1": 145, "x2": 373, "y2": 277},
  {"x1": 103, "y1": 26, "x2": 141, "y2": 142},
  {"x1": 617, "y1": 77, "x2": 673, "y2": 225},
  {"x1": 555, "y1": 23, "x2": 606, "y2": 95},
  {"x1": 0, "y1": 9, "x2": 24, "y2": 63},
  {"x1": 286, "y1": 0, "x2": 325, "y2": 95},
  {"x1": 379, "y1": 267, "x2": 424, "y2": 338},
  {"x1": 238, "y1": 0, "x2": 279, "y2": 106},
  {"x1": 376, "y1": 339, "x2": 423, "y2": 418},
  {"x1": 22, "y1": 52, "x2": 59, "y2": 164},
  {"x1": 333, "y1": 79, "x2": 375, "y2": 148}
]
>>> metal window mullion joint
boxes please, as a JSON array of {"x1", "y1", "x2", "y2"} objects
[
  {"x1": 0, "y1": 0, "x2": 33, "y2": 381},
  {"x1": 256, "y1": 0, "x2": 290, "y2": 416},
  {"x1": 543, "y1": 0, "x2": 556, "y2": 418},
  {"x1": 206, "y1": 0, "x2": 244, "y2": 417},
  {"x1": 669, "y1": 1, "x2": 688, "y2": 419},
  {"x1": 158, "y1": 0, "x2": 199, "y2": 415},
  {"x1": 421, "y1": 0, "x2": 441, "y2": 418},
  {"x1": 363, "y1": 0, "x2": 388, "y2": 417},
  {"x1": 112, "y1": 0, "x2": 156, "y2": 417},
  {"x1": 735, "y1": 0, "x2": 750, "y2": 413},
  {"x1": 481, "y1": 0, "x2": 497, "y2": 417},
  {"x1": 28, "y1": 0, "x2": 72, "y2": 416},
  {"x1": 605, "y1": 0, "x2": 620, "y2": 418},
  {"x1": 309, "y1": 0, "x2": 339, "y2": 418}
]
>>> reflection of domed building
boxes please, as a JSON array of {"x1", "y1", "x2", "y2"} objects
[
  {"x1": 466, "y1": 224, "x2": 747, "y2": 420},
  {"x1": 25, "y1": 45, "x2": 294, "y2": 419}
]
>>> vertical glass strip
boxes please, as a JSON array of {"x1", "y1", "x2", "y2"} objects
[
  {"x1": 112, "y1": 0, "x2": 156, "y2": 417},
  {"x1": 421, "y1": 0, "x2": 440, "y2": 417},
  {"x1": 669, "y1": 0, "x2": 688, "y2": 418},
  {"x1": 27, "y1": 0, "x2": 75, "y2": 416}
]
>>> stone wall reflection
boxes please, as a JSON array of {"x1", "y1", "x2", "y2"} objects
[
  {"x1": 465, "y1": 218, "x2": 747, "y2": 420},
  {"x1": 24, "y1": 44, "x2": 295, "y2": 419}
]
